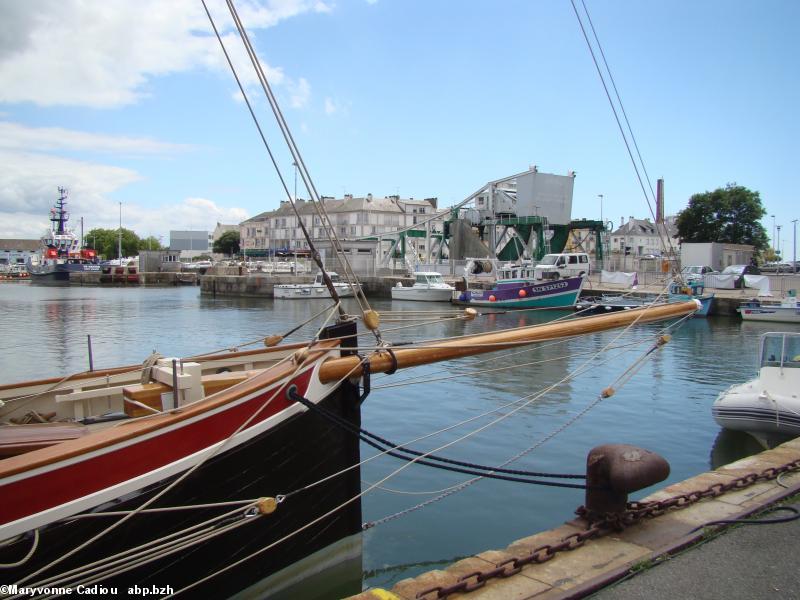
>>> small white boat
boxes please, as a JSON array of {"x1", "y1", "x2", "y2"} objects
[
  {"x1": 273, "y1": 272, "x2": 359, "y2": 299},
  {"x1": 713, "y1": 332, "x2": 800, "y2": 438},
  {"x1": 738, "y1": 294, "x2": 800, "y2": 323},
  {"x1": 391, "y1": 271, "x2": 455, "y2": 302}
]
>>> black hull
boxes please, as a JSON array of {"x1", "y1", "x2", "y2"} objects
[
  {"x1": 27, "y1": 263, "x2": 100, "y2": 283},
  {"x1": 0, "y1": 383, "x2": 364, "y2": 598},
  {"x1": 28, "y1": 270, "x2": 71, "y2": 282}
]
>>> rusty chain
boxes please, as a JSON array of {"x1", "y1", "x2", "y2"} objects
[{"x1": 414, "y1": 457, "x2": 800, "y2": 600}]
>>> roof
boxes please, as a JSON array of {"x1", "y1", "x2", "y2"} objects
[
  {"x1": 0, "y1": 239, "x2": 39, "y2": 252},
  {"x1": 611, "y1": 218, "x2": 677, "y2": 238},
  {"x1": 241, "y1": 196, "x2": 437, "y2": 224}
]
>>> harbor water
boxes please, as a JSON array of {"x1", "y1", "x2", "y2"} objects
[{"x1": 2, "y1": 283, "x2": 798, "y2": 593}]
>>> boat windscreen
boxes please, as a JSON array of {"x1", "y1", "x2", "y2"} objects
[{"x1": 761, "y1": 333, "x2": 800, "y2": 368}]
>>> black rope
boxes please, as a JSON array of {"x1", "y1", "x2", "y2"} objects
[
  {"x1": 382, "y1": 347, "x2": 398, "y2": 375},
  {"x1": 690, "y1": 505, "x2": 800, "y2": 532},
  {"x1": 357, "y1": 354, "x2": 370, "y2": 403},
  {"x1": 288, "y1": 388, "x2": 591, "y2": 489}
]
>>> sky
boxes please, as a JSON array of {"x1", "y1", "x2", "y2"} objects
[{"x1": 1, "y1": 0, "x2": 798, "y2": 256}]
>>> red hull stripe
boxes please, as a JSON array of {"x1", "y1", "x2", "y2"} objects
[{"x1": 0, "y1": 370, "x2": 312, "y2": 527}]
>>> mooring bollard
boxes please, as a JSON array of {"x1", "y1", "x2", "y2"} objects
[{"x1": 585, "y1": 444, "x2": 670, "y2": 515}]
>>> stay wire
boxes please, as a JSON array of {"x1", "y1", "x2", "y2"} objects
[
  {"x1": 203, "y1": 0, "x2": 352, "y2": 319},
  {"x1": 570, "y1": 2, "x2": 656, "y2": 232},
  {"x1": 223, "y1": 0, "x2": 378, "y2": 328}
]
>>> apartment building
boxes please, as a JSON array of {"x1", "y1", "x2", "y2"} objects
[
  {"x1": 240, "y1": 194, "x2": 442, "y2": 254},
  {"x1": 610, "y1": 216, "x2": 678, "y2": 257}
]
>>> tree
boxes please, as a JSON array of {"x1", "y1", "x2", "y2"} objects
[
  {"x1": 138, "y1": 236, "x2": 166, "y2": 252},
  {"x1": 213, "y1": 230, "x2": 240, "y2": 257},
  {"x1": 86, "y1": 228, "x2": 141, "y2": 259},
  {"x1": 675, "y1": 184, "x2": 769, "y2": 251}
]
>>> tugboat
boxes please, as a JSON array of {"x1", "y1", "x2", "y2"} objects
[{"x1": 26, "y1": 187, "x2": 100, "y2": 282}]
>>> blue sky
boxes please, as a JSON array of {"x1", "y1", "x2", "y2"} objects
[{"x1": 1, "y1": 0, "x2": 798, "y2": 256}]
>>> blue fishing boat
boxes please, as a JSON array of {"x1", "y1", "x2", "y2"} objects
[
  {"x1": 667, "y1": 280, "x2": 714, "y2": 316},
  {"x1": 455, "y1": 262, "x2": 584, "y2": 309}
]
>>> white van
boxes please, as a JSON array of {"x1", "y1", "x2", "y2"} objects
[{"x1": 534, "y1": 252, "x2": 591, "y2": 280}]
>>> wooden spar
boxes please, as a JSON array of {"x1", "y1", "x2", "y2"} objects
[{"x1": 318, "y1": 300, "x2": 700, "y2": 384}]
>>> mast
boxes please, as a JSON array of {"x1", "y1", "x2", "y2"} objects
[{"x1": 51, "y1": 187, "x2": 69, "y2": 236}]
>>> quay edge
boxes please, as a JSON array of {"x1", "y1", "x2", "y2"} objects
[
  {"x1": 349, "y1": 437, "x2": 800, "y2": 600},
  {"x1": 199, "y1": 274, "x2": 454, "y2": 299}
]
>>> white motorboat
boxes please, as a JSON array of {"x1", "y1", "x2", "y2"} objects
[
  {"x1": 713, "y1": 332, "x2": 800, "y2": 438},
  {"x1": 391, "y1": 271, "x2": 456, "y2": 302},
  {"x1": 737, "y1": 295, "x2": 800, "y2": 324},
  {"x1": 273, "y1": 271, "x2": 359, "y2": 299}
]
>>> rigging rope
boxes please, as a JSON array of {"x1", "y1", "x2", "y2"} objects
[
  {"x1": 364, "y1": 317, "x2": 692, "y2": 528},
  {"x1": 287, "y1": 388, "x2": 587, "y2": 484}
]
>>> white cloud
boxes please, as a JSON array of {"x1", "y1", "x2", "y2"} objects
[
  {"x1": 0, "y1": 149, "x2": 248, "y2": 239},
  {"x1": 0, "y1": 0, "x2": 328, "y2": 109},
  {"x1": 288, "y1": 78, "x2": 311, "y2": 108},
  {"x1": 0, "y1": 122, "x2": 191, "y2": 155},
  {"x1": 0, "y1": 149, "x2": 142, "y2": 237},
  {"x1": 324, "y1": 97, "x2": 337, "y2": 115}
]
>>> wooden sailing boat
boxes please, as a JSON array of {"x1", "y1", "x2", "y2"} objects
[
  {"x1": 0, "y1": 301, "x2": 699, "y2": 596},
  {"x1": 0, "y1": 2, "x2": 702, "y2": 597}
]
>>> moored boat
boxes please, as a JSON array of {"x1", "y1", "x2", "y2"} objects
[
  {"x1": 0, "y1": 301, "x2": 701, "y2": 596},
  {"x1": 667, "y1": 280, "x2": 714, "y2": 317},
  {"x1": 575, "y1": 293, "x2": 660, "y2": 315},
  {"x1": 274, "y1": 272, "x2": 360, "y2": 299},
  {"x1": 713, "y1": 332, "x2": 800, "y2": 438},
  {"x1": 0, "y1": 334, "x2": 365, "y2": 597},
  {"x1": 391, "y1": 272, "x2": 455, "y2": 302},
  {"x1": 455, "y1": 261, "x2": 584, "y2": 309},
  {"x1": 26, "y1": 188, "x2": 101, "y2": 283},
  {"x1": 737, "y1": 294, "x2": 800, "y2": 324}
]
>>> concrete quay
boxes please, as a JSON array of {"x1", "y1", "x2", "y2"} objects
[
  {"x1": 200, "y1": 273, "x2": 428, "y2": 298},
  {"x1": 68, "y1": 271, "x2": 198, "y2": 285},
  {"x1": 350, "y1": 437, "x2": 800, "y2": 600}
]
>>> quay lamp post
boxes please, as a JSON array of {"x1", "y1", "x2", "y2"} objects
[
  {"x1": 118, "y1": 202, "x2": 122, "y2": 262},
  {"x1": 777, "y1": 225, "x2": 782, "y2": 259},
  {"x1": 598, "y1": 194, "x2": 604, "y2": 268},
  {"x1": 792, "y1": 219, "x2": 797, "y2": 274},
  {"x1": 771, "y1": 214, "x2": 776, "y2": 253}
]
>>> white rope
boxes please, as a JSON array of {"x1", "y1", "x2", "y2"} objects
[
  {"x1": 17, "y1": 502, "x2": 260, "y2": 593},
  {"x1": 58, "y1": 499, "x2": 258, "y2": 520},
  {"x1": 0, "y1": 530, "x2": 39, "y2": 569}
]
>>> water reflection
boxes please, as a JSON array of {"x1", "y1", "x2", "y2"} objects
[
  {"x1": 709, "y1": 427, "x2": 793, "y2": 468},
  {"x1": 0, "y1": 285, "x2": 790, "y2": 591}
]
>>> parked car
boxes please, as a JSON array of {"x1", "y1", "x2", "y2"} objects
[{"x1": 680, "y1": 265, "x2": 716, "y2": 282}]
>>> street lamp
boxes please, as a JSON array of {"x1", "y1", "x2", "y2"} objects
[
  {"x1": 598, "y1": 194, "x2": 604, "y2": 266},
  {"x1": 598, "y1": 194, "x2": 604, "y2": 226},
  {"x1": 792, "y1": 219, "x2": 797, "y2": 274},
  {"x1": 771, "y1": 214, "x2": 776, "y2": 252},
  {"x1": 776, "y1": 224, "x2": 782, "y2": 258},
  {"x1": 118, "y1": 202, "x2": 122, "y2": 262}
]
